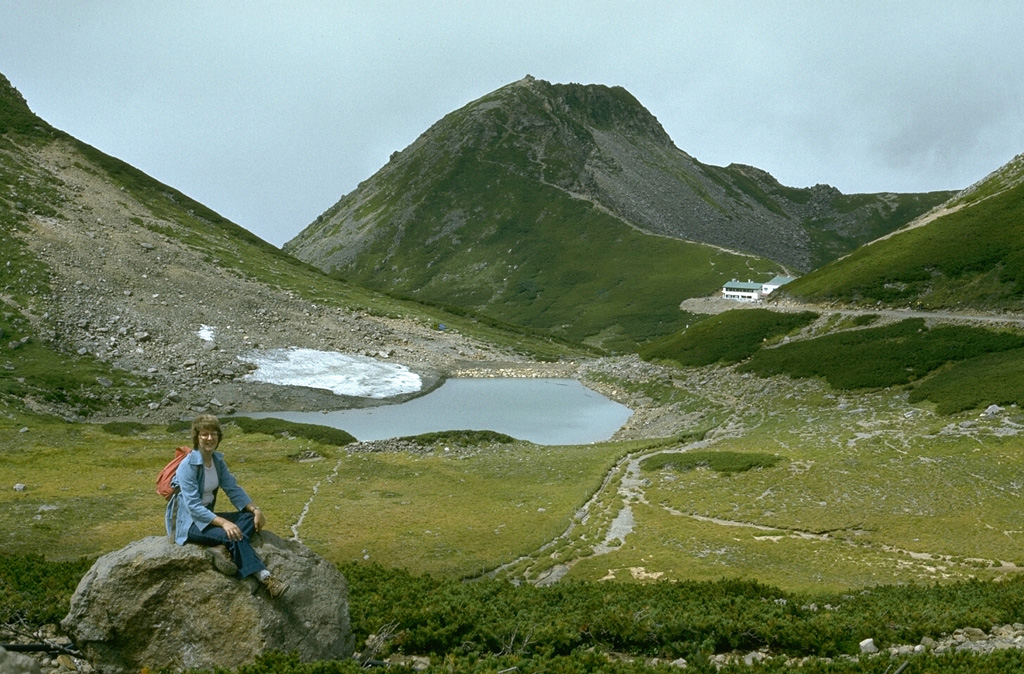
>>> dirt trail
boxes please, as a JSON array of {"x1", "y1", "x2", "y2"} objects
[
  {"x1": 508, "y1": 436, "x2": 721, "y2": 585},
  {"x1": 681, "y1": 296, "x2": 1024, "y2": 327}
]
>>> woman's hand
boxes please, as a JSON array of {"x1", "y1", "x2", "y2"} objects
[
  {"x1": 213, "y1": 516, "x2": 244, "y2": 541},
  {"x1": 253, "y1": 508, "x2": 267, "y2": 532}
]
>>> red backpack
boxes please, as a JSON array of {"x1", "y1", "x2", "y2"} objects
[{"x1": 157, "y1": 446, "x2": 192, "y2": 500}]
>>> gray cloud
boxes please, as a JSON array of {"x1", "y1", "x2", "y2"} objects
[{"x1": 2, "y1": 1, "x2": 1022, "y2": 246}]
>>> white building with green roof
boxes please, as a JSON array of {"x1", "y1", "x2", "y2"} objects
[
  {"x1": 721, "y1": 276, "x2": 797, "y2": 301},
  {"x1": 722, "y1": 279, "x2": 764, "y2": 301}
]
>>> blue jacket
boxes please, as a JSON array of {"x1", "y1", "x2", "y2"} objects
[{"x1": 164, "y1": 449, "x2": 253, "y2": 545}]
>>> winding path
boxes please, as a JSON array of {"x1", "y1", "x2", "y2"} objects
[
  {"x1": 681, "y1": 296, "x2": 1024, "y2": 327},
  {"x1": 290, "y1": 456, "x2": 343, "y2": 543}
]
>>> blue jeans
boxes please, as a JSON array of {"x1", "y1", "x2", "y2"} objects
[{"x1": 186, "y1": 510, "x2": 266, "y2": 579}]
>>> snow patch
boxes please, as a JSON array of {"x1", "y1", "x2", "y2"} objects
[
  {"x1": 237, "y1": 347, "x2": 421, "y2": 399},
  {"x1": 197, "y1": 325, "x2": 216, "y2": 342}
]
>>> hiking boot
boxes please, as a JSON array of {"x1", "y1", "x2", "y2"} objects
[
  {"x1": 208, "y1": 545, "x2": 238, "y2": 576},
  {"x1": 262, "y1": 574, "x2": 289, "y2": 598}
]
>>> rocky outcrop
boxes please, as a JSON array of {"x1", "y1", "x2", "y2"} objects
[
  {"x1": 0, "y1": 646, "x2": 42, "y2": 674},
  {"x1": 61, "y1": 533, "x2": 353, "y2": 674}
]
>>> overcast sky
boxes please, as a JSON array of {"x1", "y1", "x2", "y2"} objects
[{"x1": 2, "y1": 2, "x2": 1022, "y2": 247}]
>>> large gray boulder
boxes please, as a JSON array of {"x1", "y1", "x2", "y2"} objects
[
  {"x1": 0, "y1": 646, "x2": 41, "y2": 674},
  {"x1": 62, "y1": 533, "x2": 353, "y2": 673}
]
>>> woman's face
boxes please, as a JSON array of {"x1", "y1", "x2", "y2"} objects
[{"x1": 197, "y1": 429, "x2": 220, "y2": 452}]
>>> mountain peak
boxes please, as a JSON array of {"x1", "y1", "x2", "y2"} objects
[
  {"x1": 289, "y1": 78, "x2": 950, "y2": 275},
  {"x1": 491, "y1": 76, "x2": 672, "y2": 143}
]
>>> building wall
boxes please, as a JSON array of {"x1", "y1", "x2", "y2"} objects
[{"x1": 722, "y1": 289, "x2": 760, "y2": 301}]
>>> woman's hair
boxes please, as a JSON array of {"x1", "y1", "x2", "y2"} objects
[{"x1": 191, "y1": 414, "x2": 222, "y2": 448}]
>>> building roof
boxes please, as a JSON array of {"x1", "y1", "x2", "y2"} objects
[
  {"x1": 723, "y1": 280, "x2": 763, "y2": 291},
  {"x1": 765, "y1": 275, "x2": 797, "y2": 287}
]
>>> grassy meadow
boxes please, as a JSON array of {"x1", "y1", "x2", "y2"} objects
[
  {"x1": 0, "y1": 413, "x2": 628, "y2": 578},
  {"x1": 568, "y1": 381, "x2": 1024, "y2": 590},
  {"x1": 5, "y1": 349, "x2": 1024, "y2": 594}
]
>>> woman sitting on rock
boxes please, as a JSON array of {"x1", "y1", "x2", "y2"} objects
[{"x1": 165, "y1": 414, "x2": 288, "y2": 598}]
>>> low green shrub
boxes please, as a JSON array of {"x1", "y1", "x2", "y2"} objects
[
  {"x1": 641, "y1": 309, "x2": 818, "y2": 367},
  {"x1": 849, "y1": 313, "x2": 880, "y2": 327},
  {"x1": 398, "y1": 430, "x2": 517, "y2": 446},
  {"x1": 227, "y1": 417, "x2": 357, "y2": 446},
  {"x1": 342, "y1": 563, "x2": 1024, "y2": 664},
  {"x1": 908, "y1": 347, "x2": 1024, "y2": 414},
  {"x1": 157, "y1": 649, "x2": 1024, "y2": 673},
  {"x1": 100, "y1": 421, "x2": 149, "y2": 436},
  {"x1": 0, "y1": 553, "x2": 93, "y2": 624},
  {"x1": 167, "y1": 417, "x2": 356, "y2": 446},
  {"x1": 641, "y1": 450, "x2": 784, "y2": 475},
  {"x1": 739, "y1": 319, "x2": 1024, "y2": 390},
  {"x1": 8, "y1": 555, "x2": 1024, "y2": 672}
]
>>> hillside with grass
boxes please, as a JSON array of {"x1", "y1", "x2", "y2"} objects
[
  {"x1": 286, "y1": 76, "x2": 949, "y2": 352},
  {"x1": 783, "y1": 150, "x2": 1024, "y2": 311},
  {"x1": 0, "y1": 72, "x2": 582, "y2": 422}
]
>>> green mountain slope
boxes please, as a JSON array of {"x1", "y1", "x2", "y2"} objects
[
  {"x1": 309, "y1": 158, "x2": 785, "y2": 350},
  {"x1": 784, "y1": 151, "x2": 1024, "y2": 310},
  {"x1": 286, "y1": 77, "x2": 950, "y2": 350}
]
